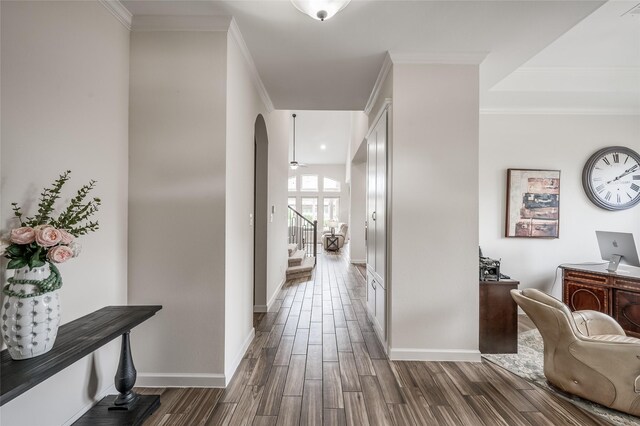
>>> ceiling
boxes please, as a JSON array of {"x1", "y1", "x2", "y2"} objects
[
  {"x1": 485, "y1": 0, "x2": 640, "y2": 113},
  {"x1": 121, "y1": 0, "x2": 637, "y2": 162},
  {"x1": 121, "y1": 0, "x2": 605, "y2": 111},
  {"x1": 289, "y1": 111, "x2": 352, "y2": 164}
]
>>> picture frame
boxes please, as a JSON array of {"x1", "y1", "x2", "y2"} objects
[{"x1": 505, "y1": 169, "x2": 561, "y2": 238}]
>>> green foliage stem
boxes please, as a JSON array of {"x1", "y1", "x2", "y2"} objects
[{"x1": 4, "y1": 171, "x2": 101, "y2": 269}]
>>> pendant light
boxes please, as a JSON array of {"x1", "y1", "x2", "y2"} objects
[
  {"x1": 290, "y1": 114, "x2": 300, "y2": 170},
  {"x1": 291, "y1": 0, "x2": 351, "y2": 21}
]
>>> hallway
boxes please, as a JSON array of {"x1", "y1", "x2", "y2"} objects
[{"x1": 138, "y1": 251, "x2": 607, "y2": 425}]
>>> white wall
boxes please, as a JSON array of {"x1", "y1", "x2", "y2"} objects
[
  {"x1": 349, "y1": 162, "x2": 367, "y2": 263},
  {"x1": 347, "y1": 112, "x2": 369, "y2": 264},
  {"x1": 345, "y1": 111, "x2": 368, "y2": 182},
  {"x1": 265, "y1": 110, "x2": 291, "y2": 309},
  {"x1": 1, "y1": 1, "x2": 130, "y2": 424},
  {"x1": 389, "y1": 64, "x2": 480, "y2": 361},
  {"x1": 128, "y1": 29, "x2": 228, "y2": 385},
  {"x1": 480, "y1": 114, "x2": 640, "y2": 298},
  {"x1": 225, "y1": 31, "x2": 268, "y2": 379}
]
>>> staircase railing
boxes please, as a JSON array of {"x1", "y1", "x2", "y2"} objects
[{"x1": 288, "y1": 206, "x2": 317, "y2": 261}]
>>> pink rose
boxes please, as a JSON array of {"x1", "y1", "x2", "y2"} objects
[
  {"x1": 35, "y1": 225, "x2": 62, "y2": 247},
  {"x1": 10, "y1": 227, "x2": 36, "y2": 244},
  {"x1": 47, "y1": 245, "x2": 74, "y2": 264},
  {"x1": 59, "y1": 229, "x2": 75, "y2": 245}
]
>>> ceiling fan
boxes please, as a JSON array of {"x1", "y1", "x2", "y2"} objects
[{"x1": 290, "y1": 113, "x2": 307, "y2": 170}]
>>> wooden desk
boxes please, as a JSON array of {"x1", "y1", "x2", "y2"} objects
[
  {"x1": 479, "y1": 280, "x2": 519, "y2": 354},
  {"x1": 1, "y1": 305, "x2": 162, "y2": 425},
  {"x1": 562, "y1": 264, "x2": 640, "y2": 338}
]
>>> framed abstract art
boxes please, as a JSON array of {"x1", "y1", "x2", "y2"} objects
[{"x1": 506, "y1": 169, "x2": 560, "y2": 238}]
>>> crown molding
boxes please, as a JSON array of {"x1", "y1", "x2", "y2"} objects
[
  {"x1": 366, "y1": 98, "x2": 392, "y2": 140},
  {"x1": 364, "y1": 52, "x2": 392, "y2": 116},
  {"x1": 480, "y1": 107, "x2": 640, "y2": 116},
  {"x1": 389, "y1": 51, "x2": 488, "y2": 65},
  {"x1": 229, "y1": 19, "x2": 274, "y2": 113},
  {"x1": 131, "y1": 15, "x2": 232, "y2": 32},
  {"x1": 98, "y1": 0, "x2": 132, "y2": 30},
  {"x1": 509, "y1": 66, "x2": 640, "y2": 74}
]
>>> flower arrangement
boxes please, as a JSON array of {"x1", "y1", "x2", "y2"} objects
[{"x1": 2, "y1": 171, "x2": 100, "y2": 273}]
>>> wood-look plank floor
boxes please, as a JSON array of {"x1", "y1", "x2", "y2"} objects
[{"x1": 138, "y1": 251, "x2": 611, "y2": 425}]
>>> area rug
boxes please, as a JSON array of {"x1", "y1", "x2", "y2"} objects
[{"x1": 483, "y1": 330, "x2": 639, "y2": 426}]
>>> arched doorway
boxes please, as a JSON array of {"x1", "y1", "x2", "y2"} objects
[{"x1": 254, "y1": 114, "x2": 269, "y2": 309}]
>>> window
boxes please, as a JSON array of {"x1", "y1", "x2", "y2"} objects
[
  {"x1": 301, "y1": 197, "x2": 318, "y2": 222},
  {"x1": 323, "y1": 177, "x2": 340, "y2": 192},
  {"x1": 300, "y1": 175, "x2": 318, "y2": 192},
  {"x1": 288, "y1": 176, "x2": 297, "y2": 192},
  {"x1": 323, "y1": 197, "x2": 340, "y2": 228}
]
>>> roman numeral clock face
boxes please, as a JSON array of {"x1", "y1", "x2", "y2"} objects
[{"x1": 582, "y1": 146, "x2": 640, "y2": 211}]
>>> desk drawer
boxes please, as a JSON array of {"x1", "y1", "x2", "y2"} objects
[
  {"x1": 563, "y1": 270, "x2": 610, "y2": 287},
  {"x1": 614, "y1": 290, "x2": 640, "y2": 337},
  {"x1": 564, "y1": 280, "x2": 610, "y2": 314}
]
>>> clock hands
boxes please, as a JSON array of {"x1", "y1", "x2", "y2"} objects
[{"x1": 606, "y1": 164, "x2": 639, "y2": 184}]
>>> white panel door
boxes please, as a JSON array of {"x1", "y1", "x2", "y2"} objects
[
  {"x1": 374, "y1": 112, "x2": 387, "y2": 286},
  {"x1": 366, "y1": 135, "x2": 377, "y2": 271},
  {"x1": 367, "y1": 272, "x2": 376, "y2": 317},
  {"x1": 375, "y1": 283, "x2": 386, "y2": 339}
]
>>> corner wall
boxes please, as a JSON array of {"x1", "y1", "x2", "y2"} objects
[
  {"x1": 349, "y1": 161, "x2": 367, "y2": 263},
  {"x1": 224, "y1": 30, "x2": 269, "y2": 379},
  {"x1": 389, "y1": 64, "x2": 480, "y2": 361},
  {"x1": 128, "y1": 29, "x2": 228, "y2": 385},
  {"x1": 1, "y1": 1, "x2": 130, "y2": 424},
  {"x1": 348, "y1": 111, "x2": 369, "y2": 264},
  {"x1": 479, "y1": 114, "x2": 640, "y2": 297},
  {"x1": 265, "y1": 110, "x2": 291, "y2": 310}
]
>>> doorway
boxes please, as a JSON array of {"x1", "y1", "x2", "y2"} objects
[{"x1": 254, "y1": 114, "x2": 269, "y2": 310}]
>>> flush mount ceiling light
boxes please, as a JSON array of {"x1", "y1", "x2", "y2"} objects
[
  {"x1": 320, "y1": 144, "x2": 327, "y2": 150},
  {"x1": 291, "y1": 0, "x2": 351, "y2": 21}
]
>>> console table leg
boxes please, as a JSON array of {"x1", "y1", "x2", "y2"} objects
[{"x1": 111, "y1": 331, "x2": 139, "y2": 409}]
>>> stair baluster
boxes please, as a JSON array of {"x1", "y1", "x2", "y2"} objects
[{"x1": 287, "y1": 206, "x2": 317, "y2": 265}]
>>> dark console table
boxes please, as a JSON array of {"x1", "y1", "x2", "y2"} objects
[
  {"x1": 562, "y1": 264, "x2": 640, "y2": 338},
  {"x1": 479, "y1": 280, "x2": 520, "y2": 354},
  {"x1": 1, "y1": 305, "x2": 162, "y2": 425}
]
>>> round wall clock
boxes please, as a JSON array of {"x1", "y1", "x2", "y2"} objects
[{"x1": 582, "y1": 146, "x2": 640, "y2": 211}]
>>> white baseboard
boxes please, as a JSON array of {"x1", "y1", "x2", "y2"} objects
[
  {"x1": 388, "y1": 348, "x2": 481, "y2": 362},
  {"x1": 225, "y1": 327, "x2": 255, "y2": 384},
  {"x1": 62, "y1": 384, "x2": 116, "y2": 426},
  {"x1": 137, "y1": 328, "x2": 256, "y2": 389},
  {"x1": 266, "y1": 278, "x2": 286, "y2": 312},
  {"x1": 350, "y1": 259, "x2": 366, "y2": 264},
  {"x1": 136, "y1": 372, "x2": 226, "y2": 388},
  {"x1": 369, "y1": 316, "x2": 388, "y2": 356},
  {"x1": 255, "y1": 276, "x2": 286, "y2": 313}
]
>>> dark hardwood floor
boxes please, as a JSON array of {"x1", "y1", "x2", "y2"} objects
[{"x1": 137, "y1": 250, "x2": 609, "y2": 425}]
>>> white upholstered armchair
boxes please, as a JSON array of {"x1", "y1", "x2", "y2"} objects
[{"x1": 511, "y1": 288, "x2": 640, "y2": 417}]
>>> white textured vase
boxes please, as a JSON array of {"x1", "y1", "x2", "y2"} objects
[{"x1": 1, "y1": 264, "x2": 61, "y2": 360}]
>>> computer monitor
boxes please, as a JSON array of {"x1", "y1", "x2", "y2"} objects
[{"x1": 596, "y1": 231, "x2": 640, "y2": 272}]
